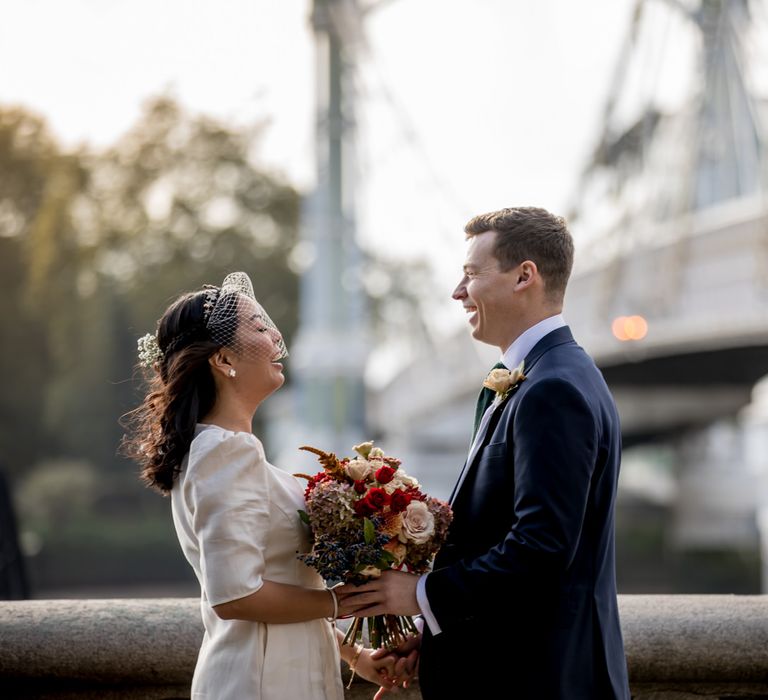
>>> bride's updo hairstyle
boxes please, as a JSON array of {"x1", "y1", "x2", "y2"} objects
[
  {"x1": 123, "y1": 272, "x2": 287, "y2": 494},
  {"x1": 122, "y1": 288, "x2": 234, "y2": 493}
]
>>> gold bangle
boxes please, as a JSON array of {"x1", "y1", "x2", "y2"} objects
[
  {"x1": 348, "y1": 643, "x2": 363, "y2": 672},
  {"x1": 346, "y1": 643, "x2": 364, "y2": 689}
]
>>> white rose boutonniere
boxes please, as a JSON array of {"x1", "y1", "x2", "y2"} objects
[{"x1": 483, "y1": 360, "x2": 526, "y2": 404}]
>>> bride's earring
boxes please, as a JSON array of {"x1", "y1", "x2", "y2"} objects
[{"x1": 228, "y1": 369, "x2": 236, "y2": 378}]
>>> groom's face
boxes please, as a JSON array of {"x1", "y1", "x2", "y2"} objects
[{"x1": 453, "y1": 230, "x2": 521, "y2": 350}]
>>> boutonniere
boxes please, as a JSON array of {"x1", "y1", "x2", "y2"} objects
[{"x1": 483, "y1": 361, "x2": 526, "y2": 404}]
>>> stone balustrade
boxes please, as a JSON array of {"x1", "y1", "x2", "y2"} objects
[{"x1": 0, "y1": 595, "x2": 767, "y2": 699}]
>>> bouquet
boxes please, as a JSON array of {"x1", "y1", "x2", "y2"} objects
[{"x1": 295, "y1": 441, "x2": 453, "y2": 650}]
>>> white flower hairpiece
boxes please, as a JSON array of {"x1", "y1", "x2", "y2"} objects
[{"x1": 137, "y1": 333, "x2": 163, "y2": 368}]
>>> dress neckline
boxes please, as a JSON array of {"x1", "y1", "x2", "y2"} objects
[{"x1": 195, "y1": 423, "x2": 253, "y2": 437}]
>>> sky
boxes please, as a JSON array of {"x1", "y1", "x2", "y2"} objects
[{"x1": 0, "y1": 0, "x2": 640, "y2": 282}]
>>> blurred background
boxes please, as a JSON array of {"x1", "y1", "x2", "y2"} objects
[{"x1": 1, "y1": 0, "x2": 767, "y2": 600}]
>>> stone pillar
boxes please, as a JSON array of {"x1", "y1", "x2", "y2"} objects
[{"x1": 741, "y1": 376, "x2": 768, "y2": 593}]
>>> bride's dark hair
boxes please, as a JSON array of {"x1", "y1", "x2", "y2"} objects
[{"x1": 121, "y1": 289, "x2": 237, "y2": 494}]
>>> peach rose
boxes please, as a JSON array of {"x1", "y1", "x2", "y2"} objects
[
  {"x1": 398, "y1": 500, "x2": 435, "y2": 545},
  {"x1": 383, "y1": 539, "x2": 407, "y2": 566},
  {"x1": 482, "y1": 361, "x2": 526, "y2": 396}
]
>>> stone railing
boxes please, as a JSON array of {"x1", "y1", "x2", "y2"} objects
[{"x1": 0, "y1": 596, "x2": 767, "y2": 699}]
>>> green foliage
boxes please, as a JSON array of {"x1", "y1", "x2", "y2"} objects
[
  {"x1": 15, "y1": 459, "x2": 99, "y2": 530},
  {"x1": 0, "y1": 110, "x2": 62, "y2": 476},
  {"x1": 0, "y1": 97, "x2": 301, "y2": 484},
  {"x1": 25, "y1": 509, "x2": 194, "y2": 589},
  {"x1": 363, "y1": 517, "x2": 375, "y2": 544}
]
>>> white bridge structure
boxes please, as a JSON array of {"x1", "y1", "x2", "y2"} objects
[
  {"x1": 372, "y1": 196, "x2": 768, "y2": 451},
  {"x1": 367, "y1": 0, "x2": 768, "y2": 589}
]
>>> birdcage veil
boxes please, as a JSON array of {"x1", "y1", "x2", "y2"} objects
[
  {"x1": 205, "y1": 271, "x2": 288, "y2": 363},
  {"x1": 136, "y1": 271, "x2": 287, "y2": 370}
]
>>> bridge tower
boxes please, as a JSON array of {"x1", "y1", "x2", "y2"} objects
[
  {"x1": 286, "y1": 0, "x2": 368, "y2": 465},
  {"x1": 280, "y1": 1, "x2": 394, "y2": 467}
]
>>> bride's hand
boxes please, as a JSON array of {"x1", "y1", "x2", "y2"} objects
[
  {"x1": 351, "y1": 647, "x2": 400, "y2": 690},
  {"x1": 371, "y1": 634, "x2": 420, "y2": 698}
]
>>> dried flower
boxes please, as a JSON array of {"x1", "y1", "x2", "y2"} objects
[{"x1": 295, "y1": 441, "x2": 452, "y2": 649}]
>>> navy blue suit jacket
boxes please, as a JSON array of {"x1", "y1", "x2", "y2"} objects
[{"x1": 421, "y1": 326, "x2": 630, "y2": 699}]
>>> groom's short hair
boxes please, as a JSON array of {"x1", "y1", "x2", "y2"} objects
[{"x1": 464, "y1": 206, "x2": 574, "y2": 301}]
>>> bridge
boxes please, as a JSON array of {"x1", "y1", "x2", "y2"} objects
[
  {"x1": 367, "y1": 0, "x2": 768, "y2": 588},
  {"x1": 371, "y1": 195, "x2": 768, "y2": 448}
]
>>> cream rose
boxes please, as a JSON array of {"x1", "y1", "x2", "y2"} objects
[
  {"x1": 391, "y1": 472, "x2": 419, "y2": 490},
  {"x1": 398, "y1": 500, "x2": 435, "y2": 545},
  {"x1": 353, "y1": 441, "x2": 374, "y2": 458},
  {"x1": 482, "y1": 361, "x2": 525, "y2": 395},
  {"x1": 345, "y1": 458, "x2": 372, "y2": 481},
  {"x1": 358, "y1": 565, "x2": 382, "y2": 579},
  {"x1": 483, "y1": 367, "x2": 513, "y2": 393}
]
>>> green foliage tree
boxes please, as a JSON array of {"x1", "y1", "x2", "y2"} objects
[
  {"x1": 0, "y1": 97, "x2": 302, "y2": 484},
  {"x1": 0, "y1": 108, "x2": 73, "y2": 478},
  {"x1": 74, "y1": 97, "x2": 301, "y2": 474}
]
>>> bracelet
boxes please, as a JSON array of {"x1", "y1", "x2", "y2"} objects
[
  {"x1": 348, "y1": 643, "x2": 363, "y2": 673},
  {"x1": 325, "y1": 586, "x2": 338, "y2": 622},
  {"x1": 346, "y1": 643, "x2": 364, "y2": 688}
]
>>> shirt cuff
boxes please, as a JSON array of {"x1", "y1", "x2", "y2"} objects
[{"x1": 416, "y1": 574, "x2": 442, "y2": 636}]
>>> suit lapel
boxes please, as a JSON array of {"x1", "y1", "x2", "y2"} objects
[
  {"x1": 449, "y1": 388, "x2": 517, "y2": 504},
  {"x1": 449, "y1": 326, "x2": 576, "y2": 507}
]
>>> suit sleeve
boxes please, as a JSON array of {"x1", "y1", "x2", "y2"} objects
[{"x1": 425, "y1": 377, "x2": 598, "y2": 630}]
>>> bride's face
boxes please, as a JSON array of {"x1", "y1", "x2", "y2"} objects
[{"x1": 230, "y1": 297, "x2": 286, "y2": 399}]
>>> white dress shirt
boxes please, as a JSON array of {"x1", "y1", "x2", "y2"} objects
[{"x1": 416, "y1": 314, "x2": 567, "y2": 635}]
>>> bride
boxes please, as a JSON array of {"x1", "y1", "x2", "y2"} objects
[{"x1": 122, "y1": 272, "x2": 403, "y2": 699}]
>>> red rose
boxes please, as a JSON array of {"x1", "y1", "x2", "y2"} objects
[
  {"x1": 354, "y1": 479, "x2": 367, "y2": 494},
  {"x1": 389, "y1": 489, "x2": 412, "y2": 513},
  {"x1": 364, "y1": 487, "x2": 391, "y2": 511},
  {"x1": 375, "y1": 466, "x2": 396, "y2": 484},
  {"x1": 354, "y1": 498, "x2": 377, "y2": 517}
]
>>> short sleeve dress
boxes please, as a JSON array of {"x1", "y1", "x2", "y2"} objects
[{"x1": 170, "y1": 424, "x2": 344, "y2": 700}]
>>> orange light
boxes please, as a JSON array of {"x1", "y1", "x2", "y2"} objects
[{"x1": 612, "y1": 315, "x2": 648, "y2": 341}]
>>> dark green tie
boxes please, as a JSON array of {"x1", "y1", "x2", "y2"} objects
[{"x1": 472, "y1": 361, "x2": 507, "y2": 440}]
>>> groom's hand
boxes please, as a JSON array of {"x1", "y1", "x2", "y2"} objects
[
  {"x1": 372, "y1": 634, "x2": 420, "y2": 698},
  {"x1": 337, "y1": 570, "x2": 421, "y2": 617}
]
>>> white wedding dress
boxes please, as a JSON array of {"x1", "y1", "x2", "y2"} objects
[{"x1": 171, "y1": 424, "x2": 344, "y2": 699}]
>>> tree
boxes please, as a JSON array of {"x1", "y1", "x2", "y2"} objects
[
  {"x1": 0, "y1": 97, "x2": 302, "y2": 480},
  {"x1": 0, "y1": 108, "x2": 74, "y2": 477}
]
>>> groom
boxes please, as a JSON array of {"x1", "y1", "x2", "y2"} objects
[{"x1": 339, "y1": 207, "x2": 631, "y2": 699}]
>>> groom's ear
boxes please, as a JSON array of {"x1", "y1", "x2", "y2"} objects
[{"x1": 515, "y1": 260, "x2": 537, "y2": 290}]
